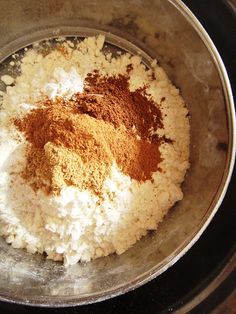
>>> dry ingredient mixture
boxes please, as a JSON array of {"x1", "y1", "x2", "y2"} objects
[
  {"x1": 0, "y1": 35, "x2": 190, "y2": 265},
  {"x1": 13, "y1": 73, "x2": 164, "y2": 195}
]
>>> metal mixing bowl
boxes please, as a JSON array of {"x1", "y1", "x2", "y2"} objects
[{"x1": 0, "y1": 0, "x2": 235, "y2": 307}]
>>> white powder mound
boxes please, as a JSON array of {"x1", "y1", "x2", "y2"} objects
[{"x1": 0, "y1": 35, "x2": 190, "y2": 266}]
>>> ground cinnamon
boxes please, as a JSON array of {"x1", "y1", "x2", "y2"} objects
[
  {"x1": 77, "y1": 72, "x2": 163, "y2": 141},
  {"x1": 14, "y1": 72, "x2": 165, "y2": 195}
]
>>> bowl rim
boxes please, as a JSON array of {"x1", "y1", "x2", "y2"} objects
[{"x1": 0, "y1": 0, "x2": 235, "y2": 307}]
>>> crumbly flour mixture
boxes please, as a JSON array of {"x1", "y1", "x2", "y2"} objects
[{"x1": 0, "y1": 35, "x2": 189, "y2": 266}]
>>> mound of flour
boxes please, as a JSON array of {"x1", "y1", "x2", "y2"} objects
[{"x1": 0, "y1": 35, "x2": 189, "y2": 266}]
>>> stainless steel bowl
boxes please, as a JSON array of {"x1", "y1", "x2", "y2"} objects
[{"x1": 0, "y1": 0, "x2": 235, "y2": 307}]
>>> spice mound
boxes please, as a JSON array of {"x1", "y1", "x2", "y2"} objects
[
  {"x1": 14, "y1": 73, "x2": 163, "y2": 196},
  {"x1": 0, "y1": 35, "x2": 190, "y2": 266}
]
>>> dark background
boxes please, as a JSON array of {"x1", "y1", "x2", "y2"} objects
[{"x1": 0, "y1": 0, "x2": 235, "y2": 313}]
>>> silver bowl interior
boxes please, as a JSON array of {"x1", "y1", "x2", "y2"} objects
[{"x1": 0, "y1": 0, "x2": 234, "y2": 306}]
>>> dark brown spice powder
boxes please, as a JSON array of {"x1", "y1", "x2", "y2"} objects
[
  {"x1": 14, "y1": 72, "x2": 167, "y2": 195},
  {"x1": 76, "y1": 72, "x2": 163, "y2": 141}
]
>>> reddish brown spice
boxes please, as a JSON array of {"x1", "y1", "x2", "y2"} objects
[
  {"x1": 77, "y1": 72, "x2": 163, "y2": 141},
  {"x1": 14, "y1": 72, "x2": 167, "y2": 195}
]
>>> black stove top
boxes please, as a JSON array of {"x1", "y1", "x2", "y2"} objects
[{"x1": 1, "y1": 0, "x2": 235, "y2": 313}]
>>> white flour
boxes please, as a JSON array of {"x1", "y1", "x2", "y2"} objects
[{"x1": 0, "y1": 35, "x2": 190, "y2": 266}]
